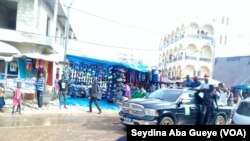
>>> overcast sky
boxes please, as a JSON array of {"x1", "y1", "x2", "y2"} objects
[{"x1": 68, "y1": 0, "x2": 250, "y2": 65}]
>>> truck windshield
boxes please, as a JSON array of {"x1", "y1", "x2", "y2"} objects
[{"x1": 147, "y1": 89, "x2": 182, "y2": 102}]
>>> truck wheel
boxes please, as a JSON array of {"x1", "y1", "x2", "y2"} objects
[
  {"x1": 160, "y1": 117, "x2": 174, "y2": 125},
  {"x1": 214, "y1": 115, "x2": 226, "y2": 125}
]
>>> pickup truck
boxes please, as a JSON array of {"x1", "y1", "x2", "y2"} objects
[{"x1": 119, "y1": 88, "x2": 233, "y2": 125}]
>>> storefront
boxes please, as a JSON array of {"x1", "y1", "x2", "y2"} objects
[{"x1": 66, "y1": 54, "x2": 151, "y2": 103}]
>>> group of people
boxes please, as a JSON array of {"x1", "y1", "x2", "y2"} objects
[
  {"x1": 183, "y1": 74, "x2": 234, "y2": 124},
  {"x1": 0, "y1": 71, "x2": 104, "y2": 115}
]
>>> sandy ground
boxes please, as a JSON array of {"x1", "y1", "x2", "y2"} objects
[{"x1": 0, "y1": 98, "x2": 126, "y2": 141}]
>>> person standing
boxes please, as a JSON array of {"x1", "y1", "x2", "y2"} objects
[
  {"x1": 0, "y1": 83, "x2": 5, "y2": 112},
  {"x1": 58, "y1": 75, "x2": 68, "y2": 109},
  {"x1": 124, "y1": 83, "x2": 131, "y2": 99},
  {"x1": 36, "y1": 72, "x2": 45, "y2": 110},
  {"x1": 12, "y1": 82, "x2": 23, "y2": 115},
  {"x1": 183, "y1": 75, "x2": 193, "y2": 87},
  {"x1": 200, "y1": 74, "x2": 210, "y2": 89},
  {"x1": 51, "y1": 73, "x2": 59, "y2": 101},
  {"x1": 88, "y1": 79, "x2": 102, "y2": 114},
  {"x1": 190, "y1": 76, "x2": 201, "y2": 89}
]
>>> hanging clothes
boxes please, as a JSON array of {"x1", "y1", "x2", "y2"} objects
[
  {"x1": 44, "y1": 61, "x2": 49, "y2": 70},
  {"x1": 152, "y1": 70, "x2": 159, "y2": 83},
  {"x1": 35, "y1": 59, "x2": 40, "y2": 69},
  {"x1": 40, "y1": 60, "x2": 45, "y2": 68}
]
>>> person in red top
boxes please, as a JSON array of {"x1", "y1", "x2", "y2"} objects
[{"x1": 12, "y1": 82, "x2": 23, "y2": 115}]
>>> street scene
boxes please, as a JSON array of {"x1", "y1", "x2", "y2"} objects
[{"x1": 0, "y1": 0, "x2": 250, "y2": 141}]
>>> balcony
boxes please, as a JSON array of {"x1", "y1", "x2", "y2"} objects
[
  {"x1": 185, "y1": 55, "x2": 197, "y2": 61},
  {"x1": 199, "y1": 57, "x2": 212, "y2": 62},
  {"x1": 160, "y1": 34, "x2": 214, "y2": 50},
  {"x1": 21, "y1": 32, "x2": 52, "y2": 46},
  {"x1": 0, "y1": 28, "x2": 54, "y2": 48},
  {"x1": 0, "y1": 29, "x2": 23, "y2": 42}
]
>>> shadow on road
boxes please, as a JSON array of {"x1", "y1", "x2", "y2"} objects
[{"x1": 115, "y1": 136, "x2": 127, "y2": 141}]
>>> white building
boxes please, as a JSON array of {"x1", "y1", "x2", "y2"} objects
[
  {"x1": 159, "y1": 20, "x2": 215, "y2": 79},
  {"x1": 0, "y1": 0, "x2": 76, "y2": 91},
  {"x1": 159, "y1": 13, "x2": 250, "y2": 80}
]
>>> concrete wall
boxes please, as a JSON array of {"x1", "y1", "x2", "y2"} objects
[{"x1": 16, "y1": 0, "x2": 34, "y2": 32}]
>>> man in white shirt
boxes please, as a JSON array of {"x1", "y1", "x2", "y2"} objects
[{"x1": 200, "y1": 74, "x2": 210, "y2": 89}]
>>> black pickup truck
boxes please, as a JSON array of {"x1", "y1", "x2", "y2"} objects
[{"x1": 119, "y1": 88, "x2": 233, "y2": 125}]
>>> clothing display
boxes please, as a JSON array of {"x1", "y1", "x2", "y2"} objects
[{"x1": 68, "y1": 62, "x2": 109, "y2": 98}]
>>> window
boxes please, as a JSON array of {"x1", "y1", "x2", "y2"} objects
[
  {"x1": 236, "y1": 102, "x2": 250, "y2": 116},
  {"x1": 222, "y1": 16, "x2": 224, "y2": 24},
  {"x1": 226, "y1": 17, "x2": 229, "y2": 25},
  {"x1": 55, "y1": 28, "x2": 59, "y2": 42},
  {"x1": 220, "y1": 35, "x2": 223, "y2": 44},
  {"x1": 46, "y1": 17, "x2": 51, "y2": 36},
  {"x1": 197, "y1": 70, "x2": 201, "y2": 77},
  {"x1": 224, "y1": 36, "x2": 227, "y2": 45}
]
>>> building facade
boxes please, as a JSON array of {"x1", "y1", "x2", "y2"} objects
[
  {"x1": 158, "y1": 20, "x2": 215, "y2": 80},
  {"x1": 158, "y1": 13, "x2": 250, "y2": 80},
  {"x1": 0, "y1": 0, "x2": 76, "y2": 91}
]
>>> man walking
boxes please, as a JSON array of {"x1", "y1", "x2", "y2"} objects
[
  {"x1": 58, "y1": 75, "x2": 68, "y2": 109},
  {"x1": 88, "y1": 79, "x2": 102, "y2": 114},
  {"x1": 36, "y1": 72, "x2": 45, "y2": 110}
]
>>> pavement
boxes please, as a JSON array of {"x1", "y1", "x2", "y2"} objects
[{"x1": 0, "y1": 97, "x2": 127, "y2": 141}]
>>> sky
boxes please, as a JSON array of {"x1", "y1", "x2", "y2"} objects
[{"x1": 67, "y1": 0, "x2": 250, "y2": 66}]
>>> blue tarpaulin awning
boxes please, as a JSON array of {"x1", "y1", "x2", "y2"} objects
[
  {"x1": 67, "y1": 54, "x2": 151, "y2": 72},
  {"x1": 232, "y1": 84, "x2": 250, "y2": 89},
  {"x1": 67, "y1": 54, "x2": 120, "y2": 66}
]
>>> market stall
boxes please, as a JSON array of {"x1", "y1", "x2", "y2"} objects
[{"x1": 66, "y1": 54, "x2": 152, "y2": 104}]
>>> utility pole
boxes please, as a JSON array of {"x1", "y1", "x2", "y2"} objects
[{"x1": 63, "y1": 4, "x2": 71, "y2": 73}]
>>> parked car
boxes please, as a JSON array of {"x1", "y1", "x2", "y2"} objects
[
  {"x1": 232, "y1": 97, "x2": 250, "y2": 124},
  {"x1": 119, "y1": 88, "x2": 233, "y2": 125}
]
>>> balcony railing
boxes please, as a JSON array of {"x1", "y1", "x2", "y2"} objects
[
  {"x1": 160, "y1": 34, "x2": 214, "y2": 50},
  {"x1": 160, "y1": 55, "x2": 212, "y2": 67},
  {"x1": 199, "y1": 57, "x2": 212, "y2": 62},
  {"x1": 185, "y1": 55, "x2": 197, "y2": 60},
  {"x1": 21, "y1": 32, "x2": 52, "y2": 46},
  {"x1": 0, "y1": 28, "x2": 53, "y2": 47}
]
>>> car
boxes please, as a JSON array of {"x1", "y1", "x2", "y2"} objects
[
  {"x1": 232, "y1": 97, "x2": 250, "y2": 124},
  {"x1": 119, "y1": 88, "x2": 233, "y2": 125}
]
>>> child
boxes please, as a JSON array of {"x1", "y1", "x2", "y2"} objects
[{"x1": 12, "y1": 82, "x2": 23, "y2": 115}]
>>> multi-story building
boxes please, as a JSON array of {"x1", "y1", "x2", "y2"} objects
[
  {"x1": 158, "y1": 13, "x2": 250, "y2": 80},
  {"x1": 158, "y1": 18, "x2": 216, "y2": 80},
  {"x1": 0, "y1": 0, "x2": 76, "y2": 90}
]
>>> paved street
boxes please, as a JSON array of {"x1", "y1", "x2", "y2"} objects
[{"x1": 0, "y1": 110, "x2": 126, "y2": 141}]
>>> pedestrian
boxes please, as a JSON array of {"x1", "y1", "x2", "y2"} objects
[
  {"x1": 52, "y1": 73, "x2": 59, "y2": 101},
  {"x1": 183, "y1": 75, "x2": 193, "y2": 87},
  {"x1": 58, "y1": 75, "x2": 68, "y2": 109},
  {"x1": 124, "y1": 83, "x2": 131, "y2": 99},
  {"x1": 35, "y1": 72, "x2": 45, "y2": 110},
  {"x1": 0, "y1": 83, "x2": 5, "y2": 112},
  {"x1": 88, "y1": 79, "x2": 102, "y2": 114},
  {"x1": 12, "y1": 82, "x2": 23, "y2": 115},
  {"x1": 132, "y1": 86, "x2": 147, "y2": 98},
  {"x1": 197, "y1": 84, "x2": 218, "y2": 125},
  {"x1": 190, "y1": 76, "x2": 201, "y2": 89}
]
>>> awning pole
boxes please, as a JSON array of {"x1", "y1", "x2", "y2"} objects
[{"x1": 4, "y1": 61, "x2": 8, "y2": 90}]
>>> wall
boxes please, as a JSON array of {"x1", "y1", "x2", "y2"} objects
[
  {"x1": 16, "y1": 0, "x2": 34, "y2": 32},
  {"x1": 214, "y1": 56, "x2": 250, "y2": 85}
]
